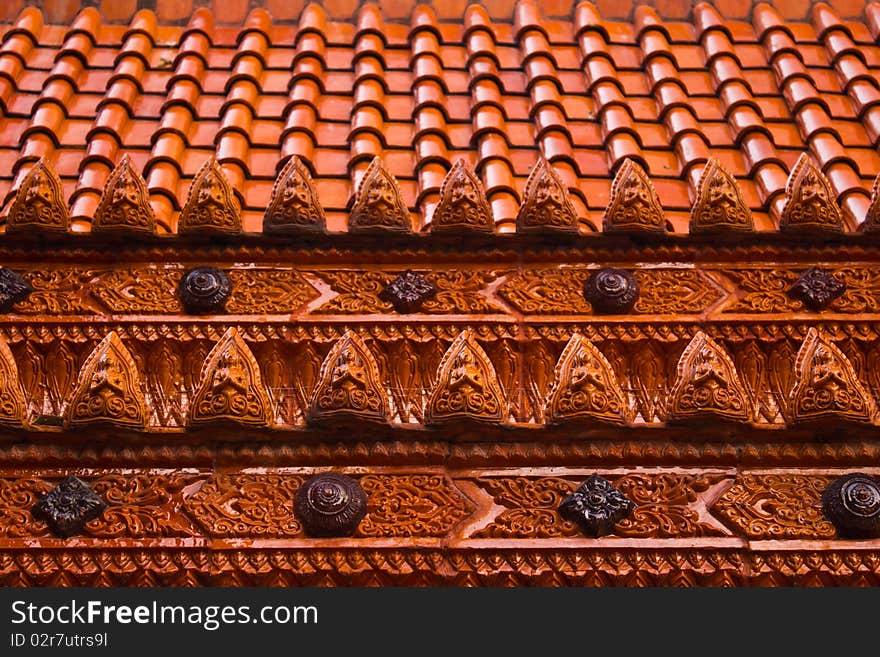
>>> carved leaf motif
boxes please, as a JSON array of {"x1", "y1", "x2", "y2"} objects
[
  {"x1": 790, "y1": 328, "x2": 874, "y2": 423},
  {"x1": 7, "y1": 159, "x2": 70, "y2": 233},
  {"x1": 64, "y1": 332, "x2": 147, "y2": 429},
  {"x1": 178, "y1": 158, "x2": 241, "y2": 234},
  {"x1": 780, "y1": 153, "x2": 844, "y2": 233},
  {"x1": 689, "y1": 158, "x2": 753, "y2": 234},
  {"x1": 420, "y1": 270, "x2": 505, "y2": 314},
  {"x1": 226, "y1": 270, "x2": 318, "y2": 314},
  {"x1": 768, "y1": 340, "x2": 795, "y2": 418},
  {"x1": 735, "y1": 341, "x2": 771, "y2": 421},
  {"x1": 0, "y1": 477, "x2": 53, "y2": 536},
  {"x1": 668, "y1": 331, "x2": 753, "y2": 422},
  {"x1": 186, "y1": 327, "x2": 273, "y2": 427},
  {"x1": 263, "y1": 156, "x2": 325, "y2": 233},
  {"x1": 425, "y1": 329, "x2": 506, "y2": 424},
  {"x1": 146, "y1": 341, "x2": 184, "y2": 426},
  {"x1": 12, "y1": 270, "x2": 101, "y2": 315},
  {"x1": 358, "y1": 475, "x2": 473, "y2": 537},
  {"x1": 92, "y1": 269, "x2": 180, "y2": 313},
  {"x1": 630, "y1": 341, "x2": 666, "y2": 422},
  {"x1": 349, "y1": 157, "x2": 411, "y2": 232},
  {"x1": 632, "y1": 270, "x2": 725, "y2": 314},
  {"x1": 603, "y1": 158, "x2": 665, "y2": 233},
  {"x1": 544, "y1": 334, "x2": 629, "y2": 425},
  {"x1": 0, "y1": 338, "x2": 27, "y2": 427},
  {"x1": 515, "y1": 158, "x2": 579, "y2": 232},
  {"x1": 47, "y1": 341, "x2": 78, "y2": 415},
  {"x1": 92, "y1": 155, "x2": 157, "y2": 234},
  {"x1": 308, "y1": 330, "x2": 388, "y2": 423},
  {"x1": 430, "y1": 160, "x2": 494, "y2": 233}
]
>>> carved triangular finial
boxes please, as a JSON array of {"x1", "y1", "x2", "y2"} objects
[
  {"x1": 689, "y1": 158, "x2": 753, "y2": 234},
  {"x1": 0, "y1": 337, "x2": 27, "y2": 427},
  {"x1": 187, "y1": 327, "x2": 273, "y2": 427},
  {"x1": 64, "y1": 332, "x2": 147, "y2": 430},
  {"x1": 348, "y1": 157, "x2": 411, "y2": 232},
  {"x1": 7, "y1": 159, "x2": 70, "y2": 233},
  {"x1": 667, "y1": 331, "x2": 753, "y2": 423},
  {"x1": 603, "y1": 158, "x2": 665, "y2": 233},
  {"x1": 780, "y1": 153, "x2": 843, "y2": 233},
  {"x1": 92, "y1": 155, "x2": 157, "y2": 234},
  {"x1": 790, "y1": 328, "x2": 874, "y2": 423},
  {"x1": 308, "y1": 330, "x2": 388, "y2": 424},
  {"x1": 543, "y1": 334, "x2": 629, "y2": 425},
  {"x1": 860, "y1": 173, "x2": 880, "y2": 232},
  {"x1": 516, "y1": 158, "x2": 579, "y2": 233},
  {"x1": 178, "y1": 158, "x2": 241, "y2": 234},
  {"x1": 425, "y1": 329, "x2": 506, "y2": 424},
  {"x1": 263, "y1": 156, "x2": 326, "y2": 233},
  {"x1": 430, "y1": 160, "x2": 495, "y2": 233}
]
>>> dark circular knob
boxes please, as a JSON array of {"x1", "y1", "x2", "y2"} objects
[
  {"x1": 583, "y1": 268, "x2": 639, "y2": 314},
  {"x1": 179, "y1": 266, "x2": 231, "y2": 314},
  {"x1": 294, "y1": 473, "x2": 368, "y2": 537},
  {"x1": 821, "y1": 473, "x2": 880, "y2": 539}
]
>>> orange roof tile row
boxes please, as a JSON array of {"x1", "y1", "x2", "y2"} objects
[{"x1": 1, "y1": 1, "x2": 880, "y2": 235}]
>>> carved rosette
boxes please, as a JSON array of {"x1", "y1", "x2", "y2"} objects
[
  {"x1": 178, "y1": 158, "x2": 241, "y2": 234},
  {"x1": 263, "y1": 156, "x2": 326, "y2": 233},
  {"x1": 821, "y1": 473, "x2": 880, "y2": 539},
  {"x1": 187, "y1": 327, "x2": 273, "y2": 427},
  {"x1": 790, "y1": 328, "x2": 873, "y2": 423},
  {"x1": 294, "y1": 473, "x2": 368, "y2": 537},
  {"x1": 558, "y1": 475, "x2": 635, "y2": 537},
  {"x1": 378, "y1": 270, "x2": 437, "y2": 313},
  {"x1": 668, "y1": 331, "x2": 753, "y2": 422},
  {"x1": 0, "y1": 337, "x2": 27, "y2": 427},
  {"x1": 690, "y1": 158, "x2": 753, "y2": 234},
  {"x1": 0, "y1": 268, "x2": 32, "y2": 312},
  {"x1": 780, "y1": 154, "x2": 844, "y2": 233},
  {"x1": 92, "y1": 154, "x2": 156, "y2": 234},
  {"x1": 64, "y1": 331, "x2": 147, "y2": 430},
  {"x1": 348, "y1": 157, "x2": 411, "y2": 232},
  {"x1": 543, "y1": 334, "x2": 629, "y2": 425},
  {"x1": 6, "y1": 159, "x2": 70, "y2": 233},
  {"x1": 179, "y1": 266, "x2": 231, "y2": 314},
  {"x1": 430, "y1": 160, "x2": 494, "y2": 233},
  {"x1": 787, "y1": 267, "x2": 846, "y2": 311},
  {"x1": 583, "y1": 268, "x2": 639, "y2": 314},
  {"x1": 308, "y1": 330, "x2": 388, "y2": 424},
  {"x1": 515, "y1": 158, "x2": 579, "y2": 232},
  {"x1": 31, "y1": 476, "x2": 107, "y2": 538},
  {"x1": 603, "y1": 158, "x2": 665, "y2": 233},
  {"x1": 425, "y1": 329, "x2": 506, "y2": 425}
]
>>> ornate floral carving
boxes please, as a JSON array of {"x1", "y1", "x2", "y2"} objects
[
  {"x1": 178, "y1": 158, "x2": 241, "y2": 234},
  {"x1": 0, "y1": 337, "x2": 27, "y2": 427},
  {"x1": 515, "y1": 158, "x2": 579, "y2": 232},
  {"x1": 583, "y1": 268, "x2": 639, "y2": 314},
  {"x1": 179, "y1": 266, "x2": 231, "y2": 314},
  {"x1": 689, "y1": 158, "x2": 753, "y2": 234},
  {"x1": 186, "y1": 327, "x2": 273, "y2": 427},
  {"x1": 713, "y1": 473, "x2": 835, "y2": 539},
  {"x1": 6, "y1": 159, "x2": 70, "y2": 233},
  {"x1": 92, "y1": 154, "x2": 156, "y2": 234},
  {"x1": 430, "y1": 160, "x2": 494, "y2": 233},
  {"x1": 603, "y1": 158, "x2": 665, "y2": 233},
  {"x1": 378, "y1": 270, "x2": 437, "y2": 313},
  {"x1": 11, "y1": 270, "x2": 98, "y2": 315},
  {"x1": 787, "y1": 267, "x2": 846, "y2": 311},
  {"x1": 821, "y1": 473, "x2": 880, "y2": 539},
  {"x1": 31, "y1": 476, "x2": 107, "y2": 538},
  {"x1": 0, "y1": 268, "x2": 32, "y2": 312},
  {"x1": 308, "y1": 330, "x2": 388, "y2": 424},
  {"x1": 226, "y1": 270, "x2": 318, "y2": 314},
  {"x1": 559, "y1": 475, "x2": 634, "y2": 537},
  {"x1": 779, "y1": 153, "x2": 844, "y2": 233},
  {"x1": 64, "y1": 332, "x2": 147, "y2": 430},
  {"x1": 790, "y1": 328, "x2": 873, "y2": 423},
  {"x1": 294, "y1": 473, "x2": 368, "y2": 537},
  {"x1": 348, "y1": 157, "x2": 411, "y2": 233},
  {"x1": 667, "y1": 331, "x2": 753, "y2": 422},
  {"x1": 425, "y1": 330, "x2": 506, "y2": 425},
  {"x1": 91, "y1": 269, "x2": 179, "y2": 314},
  {"x1": 263, "y1": 156, "x2": 325, "y2": 233},
  {"x1": 543, "y1": 334, "x2": 629, "y2": 425}
]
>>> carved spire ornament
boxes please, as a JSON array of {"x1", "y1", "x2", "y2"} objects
[
  {"x1": 789, "y1": 328, "x2": 874, "y2": 423},
  {"x1": 348, "y1": 157, "x2": 412, "y2": 233},
  {"x1": 308, "y1": 330, "x2": 388, "y2": 424},
  {"x1": 187, "y1": 327, "x2": 273, "y2": 427},
  {"x1": 603, "y1": 158, "x2": 666, "y2": 234},
  {"x1": 263, "y1": 156, "x2": 326, "y2": 233},
  {"x1": 583, "y1": 268, "x2": 639, "y2": 314},
  {"x1": 31, "y1": 476, "x2": 107, "y2": 538},
  {"x1": 861, "y1": 172, "x2": 880, "y2": 232},
  {"x1": 92, "y1": 154, "x2": 157, "y2": 234},
  {"x1": 779, "y1": 153, "x2": 844, "y2": 233},
  {"x1": 558, "y1": 475, "x2": 635, "y2": 538},
  {"x1": 178, "y1": 158, "x2": 241, "y2": 234},
  {"x1": 64, "y1": 331, "x2": 148, "y2": 430},
  {"x1": 821, "y1": 473, "x2": 880, "y2": 539},
  {"x1": 515, "y1": 158, "x2": 579, "y2": 232},
  {"x1": 0, "y1": 336, "x2": 27, "y2": 427},
  {"x1": 430, "y1": 160, "x2": 495, "y2": 233},
  {"x1": 689, "y1": 158, "x2": 753, "y2": 234},
  {"x1": 6, "y1": 158, "x2": 70, "y2": 233},
  {"x1": 294, "y1": 473, "x2": 368, "y2": 537},
  {"x1": 667, "y1": 331, "x2": 753, "y2": 423},
  {"x1": 544, "y1": 334, "x2": 629, "y2": 426},
  {"x1": 425, "y1": 329, "x2": 506, "y2": 425}
]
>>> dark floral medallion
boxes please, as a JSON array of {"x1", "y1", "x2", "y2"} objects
[
  {"x1": 294, "y1": 473, "x2": 368, "y2": 537},
  {"x1": 583, "y1": 268, "x2": 639, "y2": 314},
  {"x1": 558, "y1": 475, "x2": 635, "y2": 537},
  {"x1": 787, "y1": 267, "x2": 846, "y2": 311},
  {"x1": 821, "y1": 473, "x2": 880, "y2": 539},
  {"x1": 179, "y1": 266, "x2": 232, "y2": 314},
  {"x1": 378, "y1": 271, "x2": 437, "y2": 313},
  {"x1": 31, "y1": 476, "x2": 107, "y2": 538},
  {"x1": 0, "y1": 268, "x2": 33, "y2": 312}
]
